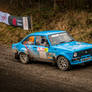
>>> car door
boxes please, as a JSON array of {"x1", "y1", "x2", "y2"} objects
[
  {"x1": 22, "y1": 35, "x2": 39, "y2": 58},
  {"x1": 33, "y1": 36, "x2": 55, "y2": 62}
]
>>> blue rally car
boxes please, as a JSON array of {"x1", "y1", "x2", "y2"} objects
[{"x1": 12, "y1": 30, "x2": 92, "y2": 71}]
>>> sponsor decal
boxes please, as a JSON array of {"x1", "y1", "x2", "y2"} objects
[
  {"x1": 29, "y1": 36, "x2": 34, "y2": 42},
  {"x1": 51, "y1": 34, "x2": 59, "y2": 37},
  {"x1": 48, "y1": 53, "x2": 55, "y2": 56},
  {"x1": 37, "y1": 47, "x2": 48, "y2": 52},
  {"x1": 48, "y1": 57, "x2": 53, "y2": 59},
  {"x1": 0, "y1": 11, "x2": 10, "y2": 25},
  {"x1": 23, "y1": 17, "x2": 29, "y2": 30},
  {"x1": 45, "y1": 48, "x2": 48, "y2": 52},
  {"x1": 24, "y1": 45, "x2": 31, "y2": 54},
  {"x1": 39, "y1": 51, "x2": 47, "y2": 59},
  {"x1": 37, "y1": 47, "x2": 48, "y2": 59},
  {"x1": 37, "y1": 47, "x2": 45, "y2": 51},
  {"x1": 76, "y1": 42, "x2": 81, "y2": 45}
]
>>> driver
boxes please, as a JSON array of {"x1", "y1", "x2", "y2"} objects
[{"x1": 41, "y1": 37, "x2": 48, "y2": 46}]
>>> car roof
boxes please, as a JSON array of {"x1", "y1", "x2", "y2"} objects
[{"x1": 29, "y1": 30, "x2": 66, "y2": 36}]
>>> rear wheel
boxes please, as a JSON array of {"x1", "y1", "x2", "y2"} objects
[
  {"x1": 19, "y1": 53, "x2": 30, "y2": 64},
  {"x1": 12, "y1": 52, "x2": 19, "y2": 62},
  {"x1": 57, "y1": 56, "x2": 71, "y2": 71},
  {"x1": 15, "y1": 52, "x2": 19, "y2": 59}
]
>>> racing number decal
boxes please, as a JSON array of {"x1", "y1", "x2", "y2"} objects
[
  {"x1": 37, "y1": 47, "x2": 48, "y2": 59},
  {"x1": 37, "y1": 47, "x2": 55, "y2": 59}
]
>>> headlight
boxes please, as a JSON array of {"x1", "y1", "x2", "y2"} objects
[{"x1": 74, "y1": 52, "x2": 77, "y2": 57}]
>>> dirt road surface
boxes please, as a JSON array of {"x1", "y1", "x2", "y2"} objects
[{"x1": 0, "y1": 45, "x2": 92, "y2": 92}]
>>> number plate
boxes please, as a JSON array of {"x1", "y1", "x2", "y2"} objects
[{"x1": 81, "y1": 57, "x2": 91, "y2": 61}]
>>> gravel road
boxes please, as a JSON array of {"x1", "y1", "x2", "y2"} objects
[{"x1": 0, "y1": 45, "x2": 92, "y2": 92}]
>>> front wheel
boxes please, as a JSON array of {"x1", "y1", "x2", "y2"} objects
[
  {"x1": 57, "y1": 56, "x2": 71, "y2": 71},
  {"x1": 19, "y1": 53, "x2": 30, "y2": 64}
]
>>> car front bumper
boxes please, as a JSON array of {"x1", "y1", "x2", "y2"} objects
[{"x1": 71, "y1": 55, "x2": 92, "y2": 65}]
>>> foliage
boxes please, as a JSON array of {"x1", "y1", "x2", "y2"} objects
[{"x1": 0, "y1": 0, "x2": 92, "y2": 45}]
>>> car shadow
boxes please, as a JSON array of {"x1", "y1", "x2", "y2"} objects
[
  {"x1": 31, "y1": 60, "x2": 92, "y2": 71},
  {"x1": 71, "y1": 62, "x2": 92, "y2": 71},
  {"x1": 31, "y1": 60, "x2": 55, "y2": 66},
  {"x1": 15, "y1": 58, "x2": 92, "y2": 71}
]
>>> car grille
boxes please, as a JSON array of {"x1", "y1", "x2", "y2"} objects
[{"x1": 77, "y1": 49, "x2": 92, "y2": 57}]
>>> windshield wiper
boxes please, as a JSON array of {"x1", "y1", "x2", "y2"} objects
[{"x1": 59, "y1": 41, "x2": 66, "y2": 44}]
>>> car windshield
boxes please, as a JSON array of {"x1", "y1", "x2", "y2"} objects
[{"x1": 49, "y1": 32, "x2": 74, "y2": 45}]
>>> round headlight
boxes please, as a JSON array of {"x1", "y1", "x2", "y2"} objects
[{"x1": 74, "y1": 52, "x2": 77, "y2": 57}]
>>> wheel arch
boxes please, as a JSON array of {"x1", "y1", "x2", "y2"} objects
[
  {"x1": 18, "y1": 51, "x2": 27, "y2": 55},
  {"x1": 56, "y1": 55, "x2": 71, "y2": 71},
  {"x1": 56, "y1": 55, "x2": 71, "y2": 64}
]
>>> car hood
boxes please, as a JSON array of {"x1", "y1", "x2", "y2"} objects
[{"x1": 52, "y1": 41, "x2": 92, "y2": 52}]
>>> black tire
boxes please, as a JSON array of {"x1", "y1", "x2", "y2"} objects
[
  {"x1": 15, "y1": 52, "x2": 19, "y2": 59},
  {"x1": 19, "y1": 53, "x2": 30, "y2": 64},
  {"x1": 57, "y1": 56, "x2": 71, "y2": 71},
  {"x1": 12, "y1": 52, "x2": 19, "y2": 62}
]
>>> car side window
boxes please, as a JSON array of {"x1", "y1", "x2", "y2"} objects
[
  {"x1": 23, "y1": 36, "x2": 35, "y2": 45},
  {"x1": 36, "y1": 36, "x2": 49, "y2": 47}
]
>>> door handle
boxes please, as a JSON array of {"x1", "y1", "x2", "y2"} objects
[{"x1": 34, "y1": 47, "x2": 37, "y2": 48}]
